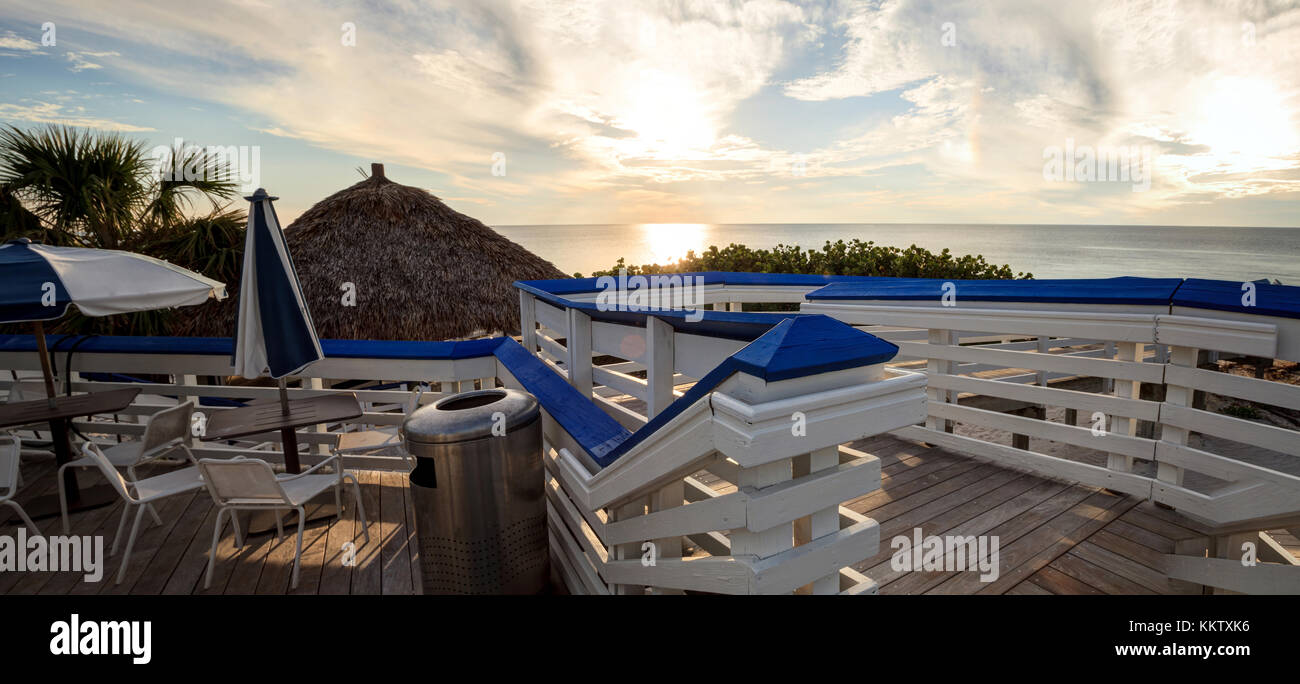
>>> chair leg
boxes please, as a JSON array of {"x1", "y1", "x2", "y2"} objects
[
  {"x1": 56, "y1": 462, "x2": 72, "y2": 535},
  {"x1": 4, "y1": 500, "x2": 39, "y2": 537},
  {"x1": 111, "y1": 502, "x2": 132, "y2": 555},
  {"x1": 116, "y1": 504, "x2": 148, "y2": 585},
  {"x1": 205, "y1": 508, "x2": 227, "y2": 590},
  {"x1": 230, "y1": 510, "x2": 244, "y2": 549},
  {"x1": 346, "y1": 474, "x2": 369, "y2": 545},
  {"x1": 290, "y1": 506, "x2": 306, "y2": 589},
  {"x1": 146, "y1": 503, "x2": 164, "y2": 527},
  {"x1": 275, "y1": 513, "x2": 284, "y2": 542}
]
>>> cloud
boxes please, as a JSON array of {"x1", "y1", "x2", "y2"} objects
[
  {"x1": 0, "y1": 101, "x2": 154, "y2": 131},
  {"x1": 0, "y1": 31, "x2": 42, "y2": 52},
  {"x1": 66, "y1": 50, "x2": 120, "y2": 71},
  {"x1": 1, "y1": 0, "x2": 1296, "y2": 225}
]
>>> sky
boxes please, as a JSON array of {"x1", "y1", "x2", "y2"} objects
[{"x1": 0, "y1": 0, "x2": 1297, "y2": 227}]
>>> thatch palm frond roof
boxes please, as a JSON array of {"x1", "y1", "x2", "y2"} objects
[{"x1": 172, "y1": 164, "x2": 566, "y2": 340}]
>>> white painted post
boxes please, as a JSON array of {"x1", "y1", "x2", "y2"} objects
[
  {"x1": 645, "y1": 316, "x2": 675, "y2": 417},
  {"x1": 519, "y1": 290, "x2": 538, "y2": 355},
  {"x1": 567, "y1": 308, "x2": 593, "y2": 398},
  {"x1": 1103, "y1": 341, "x2": 1116, "y2": 394},
  {"x1": 648, "y1": 479, "x2": 684, "y2": 594},
  {"x1": 730, "y1": 459, "x2": 794, "y2": 593},
  {"x1": 792, "y1": 445, "x2": 841, "y2": 594},
  {"x1": 926, "y1": 329, "x2": 955, "y2": 432},
  {"x1": 1036, "y1": 336, "x2": 1049, "y2": 386},
  {"x1": 612, "y1": 497, "x2": 649, "y2": 595},
  {"x1": 728, "y1": 301, "x2": 742, "y2": 312},
  {"x1": 180, "y1": 373, "x2": 201, "y2": 451},
  {"x1": 1156, "y1": 345, "x2": 1197, "y2": 486},
  {"x1": 1107, "y1": 341, "x2": 1145, "y2": 472},
  {"x1": 307, "y1": 375, "x2": 329, "y2": 456}
]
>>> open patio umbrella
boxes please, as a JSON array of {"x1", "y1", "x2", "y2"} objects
[
  {"x1": 0, "y1": 237, "x2": 226, "y2": 515},
  {"x1": 0, "y1": 237, "x2": 227, "y2": 401},
  {"x1": 231, "y1": 188, "x2": 324, "y2": 410}
]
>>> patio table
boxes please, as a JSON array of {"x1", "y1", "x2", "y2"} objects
[{"x1": 0, "y1": 387, "x2": 142, "y2": 520}]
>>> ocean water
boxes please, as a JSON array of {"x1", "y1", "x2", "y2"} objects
[{"x1": 494, "y1": 223, "x2": 1300, "y2": 282}]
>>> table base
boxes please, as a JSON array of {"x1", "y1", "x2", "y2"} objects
[{"x1": 240, "y1": 492, "x2": 351, "y2": 536}]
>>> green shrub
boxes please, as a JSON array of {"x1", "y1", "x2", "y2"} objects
[{"x1": 578, "y1": 239, "x2": 1032, "y2": 280}]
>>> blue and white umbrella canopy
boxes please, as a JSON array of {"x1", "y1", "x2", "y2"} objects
[
  {"x1": 232, "y1": 188, "x2": 323, "y2": 380},
  {"x1": 0, "y1": 238, "x2": 226, "y2": 323}
]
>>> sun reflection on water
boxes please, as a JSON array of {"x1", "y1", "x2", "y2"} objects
[{"x1": 641, "y1": 223, "x2": 707, "y2": 265}]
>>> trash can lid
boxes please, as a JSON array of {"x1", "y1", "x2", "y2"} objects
[{"x1": 402, "y1": 388, "x2": 540, "y2": 445}]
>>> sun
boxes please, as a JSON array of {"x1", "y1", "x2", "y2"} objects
[
  {"x1": 620, "y1": 70, "x2": 716, "y2": 157},
  {"x1": 1193, "y1": 77, "x2": 1298, "y2": 160}
]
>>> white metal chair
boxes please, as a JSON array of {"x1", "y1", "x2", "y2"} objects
[
  {"x1": 1, "y1": 435, "x2": 40, "y2": 536},
  {"x1": 199, "y1": 454, "x2": 369, "y2": 589},
  {"x1": 331, "y1": 383, "x2": 426, "y2": 468},
  {"x1": 58, "y1": 401, "x2": 196, "y2": 534},
  {"x1": 4, "y1": 380, "x2": 56, "y2": 465},
  {"x1": 79, "y1": 441, "x2": 206, "y2": 583}
]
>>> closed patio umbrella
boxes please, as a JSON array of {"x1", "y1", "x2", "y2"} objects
[{"x1": 232, "y1": 188, "x2": 323, "y2": 385}]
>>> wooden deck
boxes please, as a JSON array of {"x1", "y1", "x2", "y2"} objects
[
  {"x1": 2, "y1": 456, "x2": 420, "y2": 596},
  {"x1": 4, "y1": 433, "x2": 1219, "y2": 595}
]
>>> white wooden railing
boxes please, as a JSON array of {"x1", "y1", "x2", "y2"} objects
[
  {"x1": 515, "y1": 285, "x2": 927, "y2": 594},
  {"x1": 0, "y1": 337, "x2": 497, "y2": 471},
  {"x1": 520, "y1": 273, "x2": 1300, "y2": 594}
]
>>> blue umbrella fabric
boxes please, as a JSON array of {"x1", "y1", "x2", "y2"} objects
[
  {"x1": 232, "y1": 188, "x2": 323, "y2": 380},
  {"x1": 0, "y1": 238, "x2": 226, "y2": 323}
]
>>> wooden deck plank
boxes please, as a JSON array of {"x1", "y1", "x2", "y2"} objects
[
  {"x1": 973, "y1": 493, "x2": 1139, "y2": 595},
  {"x1": 879, "y1": 479, "x2": 1071, "y2": 594},
  {"x1": 1104, "y1": 518, "x2": 1177, "y2": 553},
  {"x1": 128, "y1": 490, "x2": 215, "y2": 594},
  {"x1": 1071, "y1": 536, "x2": 1200, "y2": 595},
  {"x1": 97, "y1": 489, "x2": 200, "y2": 595},
  {"x1": 1120, "y1": 508, "x2": 1207, "y2": 542},
  {"x1": 855, "y1": 470, "x2": 1033, "y2": 582},
  {"x1": 929, "y1": 489, "x2": 1134, "y2": 594},
  {"x1": 349, "y1": 469, "x2": 383, "y2": 596},
  {"x1": 1028, "y1": 565, "x2": 1105, "y2": 595},
  {"x1": 379, "y1": 470, "x2": 414, "y2": 595},
  {"x1": 849, "y1": 460, "x2": 984, "y2": 516},
  {"x1": 1006, "y1": 580, "x2": 1054, "y2": 595},
  {"x1": 1051, "y1": 551, "x2": 1156, "y2": 594},
  {"x1": 161, "y1": 502, "x2": 224, "y2": 595},
  {"x1": 317, "y1": 476, "x2": 361, "y2": 595},
  {"x1": 401, "y1": 467, "x2": 422, "y2": 595},
  {"x1": 285, "y1": 509, "x2": 338, "y2": 596}
]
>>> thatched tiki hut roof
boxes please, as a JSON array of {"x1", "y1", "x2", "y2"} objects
[{"x1": 173, "y1": 164, "x2": 566, "y2": 340}]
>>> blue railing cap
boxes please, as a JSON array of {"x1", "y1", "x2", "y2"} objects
[
  {"x1": 1172, "y1": 278, "x2": 1300, "y2": 320},
  {"x1": 0, "y1": 334, "x2": 505, "y2": 360},
  {"x1": 804, "y1": 276, "x2": 1185, "y2": 305}
]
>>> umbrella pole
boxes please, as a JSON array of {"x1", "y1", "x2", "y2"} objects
[
  {"x1": 34, "y1": 321, "x2": 81, "y2": 503},
  {"x1": 33, "y1": 321, "x2": 57, "y2": 408},
  {"x1": 278, "y1": 377, "x2": 290, "y2": 415}
]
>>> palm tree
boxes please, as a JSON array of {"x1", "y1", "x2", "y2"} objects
[{"x1": 0, "y1": 124, "x2": 246, "y2": 335}]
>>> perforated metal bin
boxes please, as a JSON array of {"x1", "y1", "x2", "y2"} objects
[{"x1": 401, "y1": 388, "x2": 548, "y2": 594}]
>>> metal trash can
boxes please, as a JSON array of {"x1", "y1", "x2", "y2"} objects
[{"x1": 402, "y1": 388, "x2": 549, "y2": 594}]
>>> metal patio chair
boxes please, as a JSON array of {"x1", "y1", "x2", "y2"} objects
[{"x1": 198, "y1": 454, "x2": 368, "y2": 590}]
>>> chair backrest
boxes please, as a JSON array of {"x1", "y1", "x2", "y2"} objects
[
  {"x1": 0, "y1": 435, "x2": 19, "y2": 494},
  {"x1": 404, "y1": 384, "x2": 427, "y2": 416},
  {"x1": 81, "y1": 442, "x2": 137, "y2": 503},
  {"x1": 197, "y1": 458, "x2": 289, "y2": 506},
  {"x1": 140, "y1": 402, "x2": 193, "y2": 456}
]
